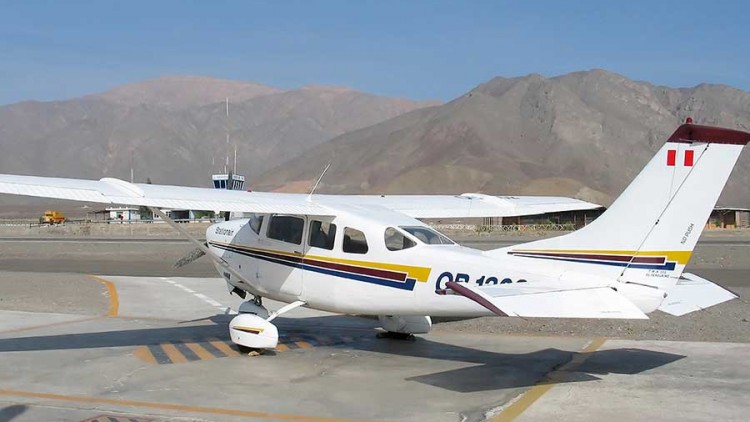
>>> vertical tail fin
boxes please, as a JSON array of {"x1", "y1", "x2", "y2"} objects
[{"x1": 492, "y1": 123, "x2": 750, "y2": 289}]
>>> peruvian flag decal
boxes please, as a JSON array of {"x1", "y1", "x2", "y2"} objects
[{"x1": 667, "y1": 149, "x2": 694, "y2": 167}]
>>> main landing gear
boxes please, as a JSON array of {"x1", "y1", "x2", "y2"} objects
[
  {"x1": 376, "y1": 315, "x2": 432, "y2": 341},
  {"x1": 376, "y1": 331, "x2": 417, "y2": 341},
  {"x1": 228, "y1": 295, "x2": 306, "y2": 351},
  {"x1": 228, "y1": 299, "x2": 433, "y2": 349}
]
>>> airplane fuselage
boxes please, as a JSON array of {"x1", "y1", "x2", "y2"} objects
[{"x1": 206, "y1": 215, "x2": 542, "y2": 318}]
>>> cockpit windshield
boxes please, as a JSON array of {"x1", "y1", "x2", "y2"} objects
[{"x1": 399, "y1": 226, "x2": 455, "y2": 245}]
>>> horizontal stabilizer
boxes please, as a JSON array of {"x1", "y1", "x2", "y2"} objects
[
  {"x1": 448, "y1": 282, "x2": 648, "y2": 319},
  {"x1": 658, "y1": 273, "x2": 738, "y2": 316}
]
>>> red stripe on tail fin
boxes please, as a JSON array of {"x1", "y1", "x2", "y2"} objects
[
  {"x1": 667, "y1": 150, "x2": 676, "y2": 166},
  {"x1": 684, "y1": 150, "x2": 694, "y2": 167}
]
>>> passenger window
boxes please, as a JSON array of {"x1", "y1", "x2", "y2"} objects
[
  {"x1": 309, "y1": 220, "x2": 336, "y2": 250},
  {"x1": 343, "y1": 227, "x2": 368, "y2": 254},
  {"x1": 248, "y1": 214, "x2": 264, "y2": 235},
  {"x1": 267, "y1": 215, "x2": 304, "y2": 244},
  {"x1": 384, "y1": 227, "x2": 416, "y2": 251}
]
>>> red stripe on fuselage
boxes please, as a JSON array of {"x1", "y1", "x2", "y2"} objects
[
  {"x1": 304, "y1": 257, "x2": 408, "y2": 282},
  {"x1": 509, "y1": 251, "x2": 665, "y2": 264}
]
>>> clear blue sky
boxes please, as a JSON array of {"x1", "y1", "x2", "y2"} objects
[{"x1": 1, "y1": 0, "x2": 749, "y2": 105}]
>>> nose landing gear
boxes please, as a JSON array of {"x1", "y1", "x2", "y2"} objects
[
  {"x1": 230, "y1": 296, "x2": 276, "y2": 350},
  {"x1": 229, "y1": 295, "x2": 306, "y2": 351}
]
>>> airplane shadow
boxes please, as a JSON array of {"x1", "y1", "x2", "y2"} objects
[
  {"x1": 0, "y1": 314, "x2": 685, "y2": 393},
  {"x1": 400, "y1": 346, "x2": 683, "y2": 393},
  {"x1": 0, "y1": 405, "x2": 28, "y2": 421}
]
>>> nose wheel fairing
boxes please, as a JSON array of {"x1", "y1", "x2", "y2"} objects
[
  {"x1": 229, "y1": 299, "x2": 307, "y2": 350},
  {"x1": 230, "y1": 313, "x2": 279, "y2": 349}
]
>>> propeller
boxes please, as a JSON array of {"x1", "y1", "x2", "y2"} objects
[{"x1": 173, "y1": 244, "x2": 207, "y2": 269}]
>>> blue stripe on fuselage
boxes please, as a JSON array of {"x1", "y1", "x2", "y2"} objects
[{"x1": 209, "y1": 242, "x2": 417, "y2": 291}]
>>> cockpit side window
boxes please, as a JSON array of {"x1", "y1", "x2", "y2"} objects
[
  {"x1": 384, "y1": 227, "x2": 416, "y2": 251},
  {"x1": 342, "y1": 227, "x2": 368, "y2": 254},
  {"x1": 309, "y1": 220, "x2": 336, "y2": 250},
  {"x1": 248, "y1": 214, "x2": 264, "y2": 235},
  {"x1": 267, "y1": 215, "x2": 304, "y2": 244},
  {"x1": 400, "y1": 226, "x2": 455, "y2": 245}
]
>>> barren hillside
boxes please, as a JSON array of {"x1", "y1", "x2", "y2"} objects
[
  {"x1": 257, "y1": 70, "x2": 750, "y2": 207},
  {"x1": 0, "y1": 76, "x2": 439, "y2": 187}
]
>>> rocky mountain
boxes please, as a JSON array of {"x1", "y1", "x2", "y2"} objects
[
  {"x1": 0, "y1": 76, "x2": 440, "y2": 191},
  {"x1": 257, "y1": 70, "x2": 750, "y2": 207},
  {"x1": 91, "y1": 75, "x2": 282, "y2": 109}
]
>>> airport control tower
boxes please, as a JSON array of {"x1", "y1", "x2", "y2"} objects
[
  {"x1": 211, "y1": 172, "x2": 245, "y2": 190},
  {"x1": 211, "y1": 98, "x2": 247, "y2": 221},
  {"x1": 211, "y1": 98, "x2": 246, "y2": 192}
]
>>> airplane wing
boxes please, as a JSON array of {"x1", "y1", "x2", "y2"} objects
[
  {"x1": 446, "y1": 280, "x2": 648, "y2": 319},
  {"x1": 328, "y1": 193, "x2": 601, "y2": 218},
  {"x1": 0, "y1": 174, "x2": 332, "y2": 215},
  {"x1": 0, "y1": 174, "x2": 600, "y2": 218}
]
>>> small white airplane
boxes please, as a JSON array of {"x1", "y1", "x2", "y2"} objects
[{"x1": 0, "y1": 121, "x2": 746, "y2": 350}]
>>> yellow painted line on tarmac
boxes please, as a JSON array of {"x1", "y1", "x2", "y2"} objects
[
  {"x1": 160, "y1": 343, "x2": 188, "y2": 364},
  {"x1": 134, "y1": 336, "x2": 346, "y2": 365},
  {"x1": 89, "y1": 275, "x2": 119, "y2": 317},
  {"x1": 184, "y1": 341, "x2": 216, "y2": 361},
  {"x1": 0, "y1": 389, "x2": 369, "y2": 422},
  {"x1": 275, "y1": 343, "x2": 290, "y2": 352},
  {"x1": 133, "y1": 346, "x2": 158, "y2": 365},
  {"x1": 492, "y1": 337, "x2": 607, "y2": 422},
  {"x1": 209, "y1": 338, "x2": 241, "y2": 357},
  {"x1": 294, "y1": 341, "x2": 313, "y2": 349}
]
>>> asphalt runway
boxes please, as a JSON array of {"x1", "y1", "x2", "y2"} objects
[{"x1": 0, "y1": 234, "x2": 749, "y2": 421}]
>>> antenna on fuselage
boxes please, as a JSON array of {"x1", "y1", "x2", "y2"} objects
[{"x1": 307, "y1": 161, "x2": 331, "y2": 202}]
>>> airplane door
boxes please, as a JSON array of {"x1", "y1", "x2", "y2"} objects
[{"x1": 256, "y1": 214, "x2": 305, "y2": 297}]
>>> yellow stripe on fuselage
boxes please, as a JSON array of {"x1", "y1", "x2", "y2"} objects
[
  {"x1": 211, "y1": 241, "x2": 432, "y2": 282},
  {"x1": 510, "y1": 249, "x2": 692, "y2": 265}
]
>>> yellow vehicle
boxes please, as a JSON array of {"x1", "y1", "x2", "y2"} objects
[{"x1": 40, "y1": 210, "x2": 65, "y2": 224}]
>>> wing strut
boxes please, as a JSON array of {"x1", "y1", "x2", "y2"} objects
[
  {"x1": 267, "y1": 300, "x2": 306, "y2": 322},
  {"x1": 149, "y1": 207, "x2": 253, "y2": 285}
]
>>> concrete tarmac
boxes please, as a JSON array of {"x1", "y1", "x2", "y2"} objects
[{"x1": 0, "y1": 234, "x2": 749, "y2": 421}]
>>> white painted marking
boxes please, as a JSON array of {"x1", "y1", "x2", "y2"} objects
[
  {"x1": 158, "y1": 277, "x2": 236, "y2": 314},
  {"x1": 194, "y1": 293, "x2": 223, "y2": 307}
]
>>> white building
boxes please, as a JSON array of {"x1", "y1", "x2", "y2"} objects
[{"x1": 106, "y1": 206, "x2": 141, "y2": 221}]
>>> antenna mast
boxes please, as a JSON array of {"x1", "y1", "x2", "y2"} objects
[{"x1": 224, "y1": 97, "x2": 229, "y2": 174}]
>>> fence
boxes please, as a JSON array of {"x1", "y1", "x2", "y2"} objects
[
  {"x1": 431, "y1": 223, "x2": 576, "y2": 233},
  {"x1": 0, "y1": 219, "x2": 215, "y2": 228}
]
